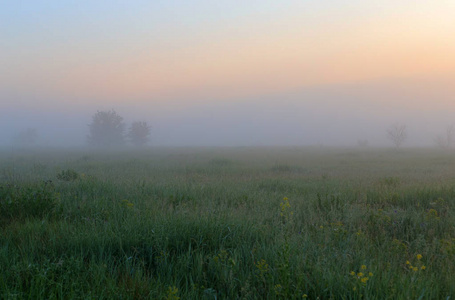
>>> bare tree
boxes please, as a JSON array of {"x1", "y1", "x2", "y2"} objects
[
  {"x1": 434, "y1": 125, "x2": 455, "y2": 149},
  {"x1": 128, "y1": 121, "x2": 151, "y2": 147},
  {"x1": 387, "y1": 123, "x2": 407, "y2": 148}
]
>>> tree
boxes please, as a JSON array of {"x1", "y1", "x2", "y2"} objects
[
  {"x1": 87, "y1": 110, "x2": 125, "y2": 147},
  {"x1": 387, "y1": 123, "x2": 407, "y2": 148},
  {"x1": 128, "y1": 121, "x2": 151, "y2": 147},
  {"x1": 434, "y1": 125, "x2": 454, "y2": 149}
]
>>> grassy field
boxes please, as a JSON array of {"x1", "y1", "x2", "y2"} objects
[{"x1": 1, "y1": 147, "x2": 455, "y2": 299}]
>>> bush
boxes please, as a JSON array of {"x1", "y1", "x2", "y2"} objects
[
  {"x1": 56, "y1": 169, "x2": 80, "y2": 181},
  {"x1": 0, "y1": 181, "x2": 60, "y2": 225}
]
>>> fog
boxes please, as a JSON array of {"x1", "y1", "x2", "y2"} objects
[
  {"x1": 2, "y1": 2, "x2": 455, "y2": 149},
  {"x1": 1, "y1": 77, "x2": 454, "y2": 149}
]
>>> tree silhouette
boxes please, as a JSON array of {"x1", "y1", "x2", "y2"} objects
[
  {"x1": 434, "y1": 125, "x2": 454, "y2": 149},
  {"x1": 387, "y1": 123, "x2": 407, "y2": 149},
  {"x1": 87, "y1": 110, "x2": 125, "y2": 147},
  {"x1": 128, "y1": 121, "x2": 151, "y2": 147}
]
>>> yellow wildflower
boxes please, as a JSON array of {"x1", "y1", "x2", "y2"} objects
[
  {"x1": 357, "y1": 272, "x2": 364, "y2": 277},
  {"x1": 406, "y1": 260, "x2": 410, "y2": 265},
  {"x1": 350, "y1": 271, "x2": 355, "y2": 276},
  {"x1": 274, "y1": 284, "x2": 283, "y2": 295},
  {"x1": 412, "y1": 267, "x2": 418, "y2": 272},
  {"x1": 165, "y1": 286, "x2": 180, "y2": 300},
  {"x1": 421, "y1": 266, "x2": 426, "y2": 270},
  {"x1": 361, "y1": 265, "x2": 367, "y2": 270},
  {"x1": 416, "y1": 254, "x2": 423, "y2": 260},
  {"x1": 369, "y1": 272, "x2": 373, "y2": 277},
  {"x1": 361, "y1": 277, "x2": 369, "y2": 283}
]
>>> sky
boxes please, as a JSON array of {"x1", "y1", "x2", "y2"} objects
[{"x1": 1, "y1": 1, "x2": 455, "y2": 146}]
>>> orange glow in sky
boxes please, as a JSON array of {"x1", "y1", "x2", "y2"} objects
[{"x1": 1, "y1": 1, "x2": 455, "y2": 109}]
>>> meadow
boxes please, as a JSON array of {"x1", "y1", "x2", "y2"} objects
[{"x1": 1, "y1": 146, "x2": 455, "y2": 299}]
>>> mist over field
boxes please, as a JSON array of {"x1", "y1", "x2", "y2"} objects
[
  {"x1": 2, "y1": 1, "x2": 455, "y2": 149},
  {"x1": 1, "y1": 77, "x2": 454, "y2": 148}
]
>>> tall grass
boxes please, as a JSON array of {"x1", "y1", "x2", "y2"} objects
[{"x1": 1, "y1": 147, "x2": 455, "y2": 299}]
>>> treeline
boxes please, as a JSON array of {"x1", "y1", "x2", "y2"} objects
[{"x1": 87, "y1": 110, "x2": 151, "y2": 147}]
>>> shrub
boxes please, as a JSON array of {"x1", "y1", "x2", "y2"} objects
[
  {"x1": 56, "y1": 169, "x2": 80, "y2": 181},
  {"x1": 0, "y1": 181, "x2": 60, "y2": 225}
]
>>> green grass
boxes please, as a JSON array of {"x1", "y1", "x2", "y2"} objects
[{"x1": 1, "y1": 147, "x2": 455, "y2": 299}]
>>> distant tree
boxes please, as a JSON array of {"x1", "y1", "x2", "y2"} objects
[
  {"x1": 87, "y1": 110, "x2": 125, "y2": 147},
  {"x1": 13, "y1": 128, "x2": 38, "y2": 147},
  {"x1": 128, "y1": 121, "x2": 151, "y2": 147},
  {"x1": 434, "y1": 125, "x2": 454, "y2": 149},
  {"x1": 387, "y1": 123, "x2": 407, "y2": 148}
]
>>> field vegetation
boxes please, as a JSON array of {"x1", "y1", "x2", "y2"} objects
[{"x1": 1, "y1": 147, "x2": 455, "y2": 299}]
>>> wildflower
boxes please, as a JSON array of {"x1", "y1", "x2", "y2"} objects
[
  {"x1": 421, "y1": 266, "x2": 426, "y2": 270},
  {"x1": 274, "y1": 284, "x2": 283, "y2": 295},
  {"x1": 416, "y1": 254, "x2": 423, "y2": 260},
  {"x1": 427, "y1": 209, "x2": 440, "y2": 220},
  {"x1": 280, "y1": 197, "x2": 292, "y2": 218},
  {"x1": 165, "y1": 286, "x2": 180, "y2": 300},
  {"x1": 350, "y1": 271, "x2": 355, "y2": 276},
  {"x1": 369, "y1": 272, "x2": 373, "y2": 277},
  {"x1": 255, "y1": 259, "x2": 269, "y2": 274},
  {"x1": 303, "y1": 294, "x2": 308, "y2": 298},
  {"x1": 361, "y1": 277, "x2": 369, "y2": 283},
  {"x1": 412, "y1": 267, "x2": 418, "y2": 272},
  {"x1": 361, "y1": 265, "x2": 367, "y2": 270},
  {"x1": 357, "y1": 272, "x2": 364, "y2": 277},
  {"x1": 406, "y1": 260, "x2": 410, "y2": 265}
]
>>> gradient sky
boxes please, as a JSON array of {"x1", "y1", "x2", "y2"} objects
[{"x1": 1, "y1": 1, "x2": 455, "y2": 146}]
